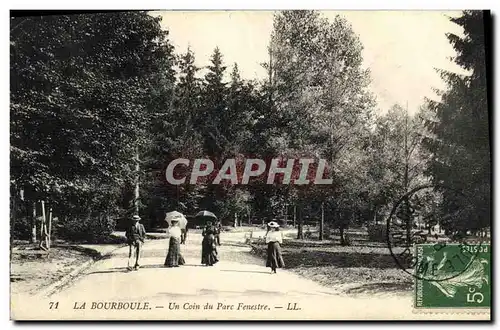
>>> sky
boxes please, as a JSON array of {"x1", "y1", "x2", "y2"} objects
[{"x1": 151, "y1": 10, "x2": 467, "y2": 115}]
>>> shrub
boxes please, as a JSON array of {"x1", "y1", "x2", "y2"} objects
[
  {"x1": 323, "y1": 227, "x2": 332, "y2": 239},
  {"x1": 367, "y1": 223, "x2": 387, "y2": 242},
  {"x1": 57, "y1": 213, "x2": 116, "y2": 243},
  {"x1": 341, "y1": 234, "x2": 352, "y2": 246},
  {"x1": 11, "y1": 216, "x2": 32, "y2": 240}
]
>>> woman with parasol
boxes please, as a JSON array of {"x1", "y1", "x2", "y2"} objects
[
  {"x1": 164, "y1": 211, "x2": 187, "y2": 267},
  {"x1": 197, "y1": 211, "x2": 219, "y2": 266},
  {"x1": 264, "y1": 221, "x2": 285, "y2": 274}
]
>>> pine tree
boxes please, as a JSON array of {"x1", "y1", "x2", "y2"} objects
[{"x1": 423, "y1": 10, "x2": 490, "y2": 234}]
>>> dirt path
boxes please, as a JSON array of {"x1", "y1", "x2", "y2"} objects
[{"x1": 11, "y1": 233, "x2": 489, "y2": 320}]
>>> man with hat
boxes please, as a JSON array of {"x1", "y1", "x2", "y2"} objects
[{"x1": 126, "y1": 215, "x2": 146, "y2": 270}]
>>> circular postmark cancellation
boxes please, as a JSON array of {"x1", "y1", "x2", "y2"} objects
[{"x1": 386, "y1": 184, "x2": 487, "y2": 283}]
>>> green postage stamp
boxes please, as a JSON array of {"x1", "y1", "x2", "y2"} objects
[{"x1": 414, "y1": 243, "x2": 490, "y2": 309}]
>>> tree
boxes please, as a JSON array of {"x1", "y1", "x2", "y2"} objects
[
  {"x1": 367, "y1": 104, "x2": 431, "y2": 244},
  {"x1": 142, "y1": 46, "x2": 205, "y2": 227},
  {"x1": 265, "y1": 10, "x2": 375, "y2": 240},
  {"x1": 10, "y1": 12, "x2": 177, "y2": 242},
  {"x1": 423, "y1": 10, "x2": 490, "y2": 235}
]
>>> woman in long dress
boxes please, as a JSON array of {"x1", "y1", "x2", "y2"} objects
[
  {"x1": 265, "y1": 221, "x2": 285, "y2": 274},
  {"x1": 164, "y1": 220, "x2": 186, "y2": 267},
  {"x1": 201, "y1": 221, "x2": 219, "y2": 266}
]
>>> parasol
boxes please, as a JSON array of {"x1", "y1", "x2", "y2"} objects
[
  {"x1": 195, "y1": 210, "x2": 217, "y2": 224},
  {"x1": 165, "y1": 211, "x2": 188, "y2": 229}
]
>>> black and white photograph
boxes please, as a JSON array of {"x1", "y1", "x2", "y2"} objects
[{"x1": 9, "y1": 8, "x2": 492, "y2": 321}]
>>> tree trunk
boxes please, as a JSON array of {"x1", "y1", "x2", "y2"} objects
[
  {"x1": 283, "y1": 204, "x2": 287, "y2": 227},
  {"x1": 234, "y1": 213, "x2": 238, "y2": 227},
  {"x1": 339, "y1": 226, "x2": 345, "y2": 245},
  {"x1": 319, "y1": 202, "x2": 324, "y2": 241},
  {"x1": 293, "y1": 205, "x2": 296, "y2": 228},
  {"x1": 39, "y1": 202, "x2": 43, "y2": 239},
  {"x1": 296, "y1": 202, "x2": 304, "y2": 239},
  {"x1": 10, "y1": 188, "x2": 16, "y2": 259},
  {"x1": 31, "y1": 202, "x2": 37, "y2": 243},
  {"x1": 404, "y1": 199, "x2": 411, "y2": 247},
  {"x1": 134, "y1": 147, "x2": 140, "y2": 215},
  {"x1": 403, "y1": 103, "x2": 411, "y2": 247}
]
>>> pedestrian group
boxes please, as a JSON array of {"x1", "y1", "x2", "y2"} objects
[{"x1": 125, "y1": 213, "x2": 285, "y2": 273}]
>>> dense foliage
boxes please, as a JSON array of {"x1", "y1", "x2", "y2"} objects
[
  {"x1": 422, "y1": 11, "x2": 490, "y2": 235},
  {"x1": 10, "y1": 10, "x2": 490, "y2": 244}
]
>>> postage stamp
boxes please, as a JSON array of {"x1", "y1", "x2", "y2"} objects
[{"x1": 414, "y1": 243, "x2": 491, "y2": 309}]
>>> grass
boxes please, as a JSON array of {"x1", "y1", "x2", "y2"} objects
[{"x1": 250, "y1": 239, "x2": 413, "y2": 295}]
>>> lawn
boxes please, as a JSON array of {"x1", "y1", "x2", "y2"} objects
[{"x1": 250, "y1": 238, "x2": 414, "y2": 296}]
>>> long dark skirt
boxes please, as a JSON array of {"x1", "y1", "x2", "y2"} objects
[
  {"x1": 180, "y1": 229, "x2": 187, "y2": 244},
  {"x1": 164, "y1": 237, "x2": 185, "y2": 267},
  {"x1": 201, "y1": 234, "x2": 219, "y2": 266},
  {"x1": 266, "y1": 242, "x2": 285, "y2": 270}
]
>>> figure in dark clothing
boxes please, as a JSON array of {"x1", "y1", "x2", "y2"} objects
[
  {"x1": 180, "y1": 227, "x2": 188, "y2": 244},
  {"x1": 201, "y1": 221, "x2": 219, "y2": 266},
  {"x1": 125, "y1": 215, "x2": 146, "y2": 271},
  {"x1": 214, "y1": 221, "x2": 222, "y2": 246}
]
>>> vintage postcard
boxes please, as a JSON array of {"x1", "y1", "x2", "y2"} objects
[{"x1": 9, "y1": 9, "x2": 491, "y2": 321}]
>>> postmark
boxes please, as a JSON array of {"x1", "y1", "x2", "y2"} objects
[{"x1": 386, "y1": 185, "x2": 487, "y2": 283}]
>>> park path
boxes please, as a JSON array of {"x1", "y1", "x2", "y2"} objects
[{"x1": 11, "y1": 231, "x2": 489, "y2": 320}]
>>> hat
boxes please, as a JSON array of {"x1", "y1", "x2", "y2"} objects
[
  {"x1": 132, "y1": 215, "x2": 141, "y2": 221},
  {"x1": 268, "y1": 221, "x2": 279, "y2": 228}
]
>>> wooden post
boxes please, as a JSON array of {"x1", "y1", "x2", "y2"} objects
[
  {"x1": 40, "y1": 201, "x2": 48, "y2": 250},
  {"x1": 48, "y1": 206, "x2": 53, "y2": 249}
]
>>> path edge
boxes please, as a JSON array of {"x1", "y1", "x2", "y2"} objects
[{"x1": 36, "y1": 245, "x2": 123, "y2": 298}]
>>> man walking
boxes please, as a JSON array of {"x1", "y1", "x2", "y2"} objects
[{"x1": 126, "y1": 215, "x2": 146, "y2": 271}]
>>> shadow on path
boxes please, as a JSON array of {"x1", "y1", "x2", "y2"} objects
[
  {"x1": 87, "y1": 267, "x2": 129, "y2": 275},
  {"x1": 345, "y1": 282, "x2": 413, "y2": 295},
  {"x1": 220, "y1": 269, "x2": 271, "y2": 274},
  {"x1": 155, "y1": 289, "x2": 287, "y2": 297}
]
